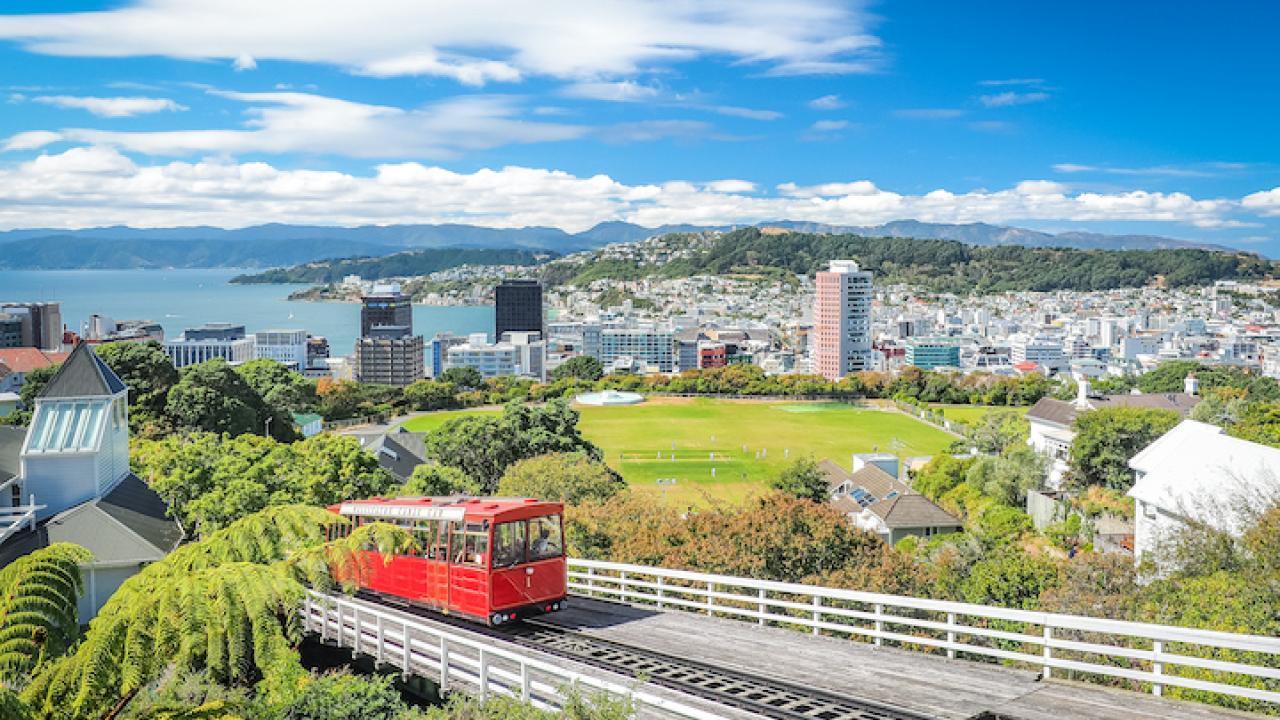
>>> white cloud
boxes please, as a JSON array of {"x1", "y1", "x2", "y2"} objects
[
  {"x1": 708, "y1": 105, "x2": 782, "y2": 121},
  {"x1": 1053, "y1": 162, "x2": 1218, "y2": 178},
  {"x1": 1242, "y1": 188, "x2": 1280, "y2": 216},
  {"x1": 979, "y1": 78, "x2": 1044, "y2": 87},
  {"x1": 7, "y1": 91, "x2": 586, "y2": 159},
  {"x1": 704, "y1": 179, "x2": 756, "y2": 193},
  {"x1": 810, "y1": 119, "x2": 848, "y2": 131},
  {"x1": 31, "y1": 95, "x2": 187, "y2": 117},
  {"x1": 561, "y1": 81, "x2": 660, "y2": 102},
  {"x1": 979, "y1": 91, "x2": 1049, "y2": 108},
  {"x1": 0, "y1": 146, "x2": 1252, "y2": 232},
  {"x1": 0, "y1": 0, "x2": 881, "y2": 84},
  {"x1": 894, "y1": 108, "x2": 964, "y2": 119},
  {"x1": 808, "y1": 94, "x2": 846, "y2": 109},
  {"x1": 2, "y1": 130, "x2": 62, "y2": 151},
  {"x1": 595, "y1": 120, "x2": 715, "y2": 144}
]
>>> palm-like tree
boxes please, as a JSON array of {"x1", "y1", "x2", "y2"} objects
[
  {"x1": 17, "y1": 505, "x2": 413, "y2": 720},
  {"x1": 0, "y1": 543, "x2": 93, "y2": 680}
]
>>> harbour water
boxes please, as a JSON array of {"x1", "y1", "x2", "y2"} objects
[{"x1": 0, "y1": 268, "x2": 494, "y2": 354}]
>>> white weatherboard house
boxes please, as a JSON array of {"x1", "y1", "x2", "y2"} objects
[
  {"x1": 1127, "y1": 419, "x2": 1280, "y2": 566},
  {"x1": 0, "y1": 343, "x2": 183, "y2": 618}
]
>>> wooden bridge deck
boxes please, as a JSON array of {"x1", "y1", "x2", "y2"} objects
[{"x1": 543, "y1": 597, "x2": 1266, "y2": 720}]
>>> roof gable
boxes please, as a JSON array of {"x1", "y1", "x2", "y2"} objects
[{"x1": 39, "y1": 343, "x2": 126, "y2": 399}]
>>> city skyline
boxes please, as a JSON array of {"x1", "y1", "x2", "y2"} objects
[{"x1": 0, "y1": 2, "x2": 1277, "y2": 254}]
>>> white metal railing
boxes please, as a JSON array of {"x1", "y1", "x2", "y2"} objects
[
  {"x1": 568, "y1": 558, "x2": 1280, "y2": 706},
  {"x1": 0, "y1": 493, "x2": 40, "y2": 546},
  {"x1": 300, "y1": 591, "x2": 724, "y2": 719}
]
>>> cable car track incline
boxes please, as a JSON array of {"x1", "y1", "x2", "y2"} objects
[{"x1": 363, "y1": 592, "x2": 947, "y2": 720}]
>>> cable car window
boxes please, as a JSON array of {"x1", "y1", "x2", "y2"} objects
[
  {"x1": 455, "y1": 528, "x2": 488, "y2": 567},
  {"x1": 414, "y1": 521, "x2": 435, "y2": 558},
  {"x1": 527, "y1": 515, "x2": 563, "y2": 561},
  {"x1": 492, "y1": 521, "x2": 527, "y2": 568},
  {"x1": 429, "y1": 520, "x2": 450, "y2": 561}
]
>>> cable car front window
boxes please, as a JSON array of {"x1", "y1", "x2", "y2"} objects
[
  {"x1": 527, "y1": 514, "x2": 563, "y2": 561},
  {"x1": 492, "y1": 520, "x2": 527, "y2": 568}
]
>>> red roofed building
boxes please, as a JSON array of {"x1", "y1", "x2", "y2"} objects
[{"x1": 0, "y1": 348, "x2": 69, "y2": 397}]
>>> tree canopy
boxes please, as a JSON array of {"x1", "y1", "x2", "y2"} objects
[
  {"x1": 496, "y1": 452, "x2": 626, "y2": 505},
  {"x1": 1067, "y1": 407, "x2": 1181, "y2": 490}
]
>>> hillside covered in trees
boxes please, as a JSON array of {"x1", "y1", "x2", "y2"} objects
[
  {"x1": 553, "y1": 229, "x2": 1278, "y2": 293},
  {"x1": 230, "y1": 247, "x2": 556, "y2": 284}
]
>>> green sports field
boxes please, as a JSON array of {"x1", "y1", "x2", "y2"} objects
[{"x1": 400, "y1": 397, "x2": 958, "y2": 506}]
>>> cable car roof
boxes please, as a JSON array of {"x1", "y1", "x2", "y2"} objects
[{"x1": 334, "y1": 496, "x2": 562, "y2": 522}]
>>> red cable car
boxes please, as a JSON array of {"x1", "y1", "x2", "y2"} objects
[{"x1": 327, "y1": 496, "x2": 568, "y2": 626}]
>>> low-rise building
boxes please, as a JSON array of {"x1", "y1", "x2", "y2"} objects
[
  {"x1": 904, "y1": 337, "x2": 963, "y2": 370},
  {"x1": 821, "y1": 460, "x2": 961, "y2": 544},
  {"x1": 254, "y1": 329, "x2": 307, "y2": 370},
  {"x1": 1128, "y1": 420, "x2": 1280, "y2": 567},
  {"x1": 163, "y1": 323, "x2": 255, "y2": 367}
]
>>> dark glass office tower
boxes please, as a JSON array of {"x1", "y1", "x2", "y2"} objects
[
  {"x1": 360, "y1": 286, "x2": 412, "y2": 337},
  {"x1": 495, "y1": 279, "x2": 543, "y2": 339}
]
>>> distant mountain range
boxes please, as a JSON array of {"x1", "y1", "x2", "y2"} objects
[{"x1": 0, "y1": 220, "x2": 1233, "y2": 270}]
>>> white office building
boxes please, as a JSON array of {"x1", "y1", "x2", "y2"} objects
[
  {"x1": 253, "y1": 329, "x2": 307, "y2": 370},
  {"x1": 163, "y1": 334, "x2": 255, "y2": 367},
  {"x1": 1009, "y1": 334, "x2": 1067, "y2": 372},
  {"x1": 600, "y1": 326, "x2": 675, "y2": 372},
  {"x1": 445, "y1": 332, "x2": 546, "y2": 380}
]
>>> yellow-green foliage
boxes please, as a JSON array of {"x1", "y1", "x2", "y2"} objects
[{"x1": 0, "y1": 543, "x2": 92, "y2": 679}]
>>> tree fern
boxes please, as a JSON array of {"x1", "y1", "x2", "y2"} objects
[
  {"x1": 20, "y1": 505, "x2": 415, "y2": 720},
  {"x1": 0, "y1": 543, "x2": 92, "y2": 681}
]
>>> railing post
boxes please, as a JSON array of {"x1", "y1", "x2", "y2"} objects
[
  {"x1": 520, "y1": 660, "x2": 531, "y2": 701},
  {"x1": 620, "y1": 571, "x2": 628, "y2": 601},
  {"x1": 586, "y1": 566, "x2": 596, "y2": 598},
  {"x1": 811, "y1": 596, "x2": 821, "y2": 636},
  {"x1": 706, "y1": 581, "x2": 715, "y2": 616},
  {"x1": 401, "y1": 622, "x2": 411, "y2": 678},
  {"x1": 1042, "y1": 625, "x2": 1053, "y2": 680},
  {"x1": 946, "y1": 612, "x2": 956, "y2": 659},
  {"x1": 656, "y1": 575, "x2": 666, "y2": 609},
  {"x1": 439, "y1": 636, "x2": 449, "y2": 692},
  {"x1": 478, "y1": 648, "x2": 489, "y2": 701},
  {"x1": 376, "y1": 614, "x2": 385, "y2": 666},
  {"x1": 352, "y1": 607, "x2": 360, "y2": 657},
  {"x1": 757, "y1": 587, "x2": 767, "y2": 626},
  {"x1": 336, "y1": 604, "x2": 344, "y2": 647},
  {"x1": 319, "y1": 598, "x2": 329, "y2": 643},
  {"x1": 874, "y1": 603, "x2": 883, "y2": 647},
  {"x1": 1152, "y1": 640, "x2": 1163, "y2": 697}
]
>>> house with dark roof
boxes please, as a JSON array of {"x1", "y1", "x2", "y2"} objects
[
  {"x1": 1026, "y1": 376, "x2": 1200, "y2": 488},
  {"x1": 820, "y1": 459, "x2": 962, "y2": 545},
  {"x1": 358, "y1": 427, "x2": 431, "y2": 482},
  {"x1": 0, "y1": 343, "x2": 182, "y2": 618}
]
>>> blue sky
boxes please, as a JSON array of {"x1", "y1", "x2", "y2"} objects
[{"x1": 0, "y1": 1, "x2": 1278, "y2": 254}]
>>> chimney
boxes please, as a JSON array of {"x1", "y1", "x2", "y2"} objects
[
  {"x1": 1075, "y1": 377, "x2": 1091, "y2": 409},
  {"x1": 1184, "y1": 373, "x2": 1199, "y2": 396}
]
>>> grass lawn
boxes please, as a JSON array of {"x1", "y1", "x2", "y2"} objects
[
  {"x1": 401, "y1": 397, "x2": 957, "y2": 507},
  {"x1": 926, "y1": 404, "x2": 1029, "y2": 426}
]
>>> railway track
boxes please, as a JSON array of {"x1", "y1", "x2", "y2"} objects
[{"x1": 363, "y1": 593, "x2": 946, "y2": 720}]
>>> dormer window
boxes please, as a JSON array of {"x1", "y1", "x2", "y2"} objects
[{"x1": 27, "y1": 400, "x2": 107, "y2": 453}]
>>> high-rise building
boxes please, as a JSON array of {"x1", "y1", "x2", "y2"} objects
[
  {"x1": 1, "y1": 302, "x2": 62, "y2": 350},
  {"x1": 254, "y1": 329, "x2": 307, "y2": 370},
  {"x1": 495, "y1": 279, "x2": 543, "y2": 339},
  {"x1": 355, "y1": 284, "x2": 423, "y2": 386},
  {"x1": 812, "y1": 260, "x2": 874, "y2": 381},
  {"x1": 354, "y1": 331, "x2": 425, "y2": 387},
  {"x1": 360, "y1": 284, "x2": 412, "y2": 337},
  {"x1": 0, "y1": 313, "x2": 22, "y2": 348}
]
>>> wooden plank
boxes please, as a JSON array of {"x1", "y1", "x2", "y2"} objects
[{"x1": 548, "y1": 597, "x2": 1269, "y2": 720}]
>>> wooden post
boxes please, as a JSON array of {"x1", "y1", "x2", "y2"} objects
[
  {"x1": 874, "y1": 603, "x2": 883, "y2": 647},
  {"x1": 619, "y1": 571, "x2": 628, "y2": 602},
  {"x1": 946, "y1": 612, "x2": 956, "y2": 659},
  {"x1": 706, "y1": 581, "x2": 715, "y2": 616},
  {"x1": 811, "y1": 596, "x2": 821, "y2": 635},
  {"x1": 586, "y1": 566, "x2": 596, "y2": 597},
  {"x1": 757, "y1": 588, "x2": 767, "y2": 626},
  {"x1": 1042, "y1": 626, "x2": 1053, "y2": 680},
  {"x1": 320, "y1": 599, "x2": 328, "y2": 643},
  {"x1": 656, "y1": 575, "x2": 666, "y2": 609},
  {"x1": 1152, "y1": 640, "x2": 1164, "y2": 697}
]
